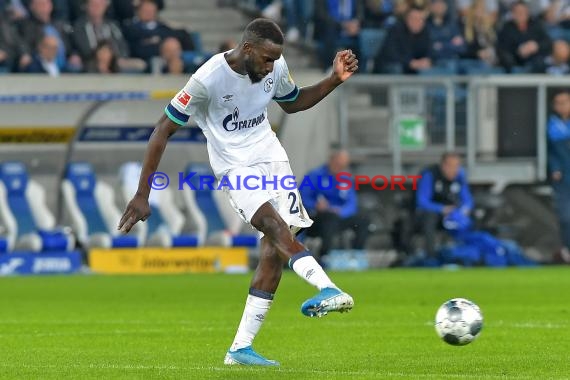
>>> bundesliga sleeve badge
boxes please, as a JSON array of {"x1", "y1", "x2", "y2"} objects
[{"x1": 176, "y1": 90, "x2": 192, "y2": 107}]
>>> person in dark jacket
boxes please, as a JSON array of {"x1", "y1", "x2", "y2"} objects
[
  {"x1": 314, "y1": 0, "x2": 363, "y2": 71},
  {"x1": 73, "y1": 0, "x2": 130, "y2": 62},
  {"x1": 300, "y1": 149, "x2": 370, "y2": 257},
  {"x1": 427, "y1": 0, "x2": 465, "y2": 64},
  {"x1": 121, "y1": 0, "x2": 177, "y2": 63},
  {"x1": 497, "y1": 0, "x2": 552, "y2": 73},
  {"x1": 548, "y1": 90, "x2": 570, "y2": 263},
  {"x1": 373, "y1": 6, "x2": 432, "y2": 74},
  {"x1": 18, "y1": 0, "x2": 81, "y2": 71},
  {"x1": 416, "y1": 152, "x2": 474, "y2": 258},
  {"x1": 0, "y1": 11, "x2": 31, "y2": 71}
]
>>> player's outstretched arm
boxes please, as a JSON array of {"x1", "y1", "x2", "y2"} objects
[
  {"x1": 118, "y1": 115, "x2": 180, "y2": 233},
  {"x1": 277, "y1": 50, "x2": 358, "y2": 114}
]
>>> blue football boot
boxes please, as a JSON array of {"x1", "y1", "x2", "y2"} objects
[
  {"x1": 223, "y1": 346, "x2": 279, "y2": 366},
  {"x1": 301, "y1": 287, "x2": 354, "y2": 317}
]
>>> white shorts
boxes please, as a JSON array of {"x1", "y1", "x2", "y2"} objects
[{"x1": 222, "y1": 161, "x2": 313, "y2": 235}]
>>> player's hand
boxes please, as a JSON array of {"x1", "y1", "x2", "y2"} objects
[
  {"x1": 332, "y1": 50, "x2": 358, "y2": 83},
  {"x1": 118, "y1": 193, "x2": 151, "y2": 234},
  {"x1": 552, "y1": 171, "x2": 563, "y2": 182}
]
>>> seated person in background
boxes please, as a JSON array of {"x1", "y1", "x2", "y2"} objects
[
  {"x1": 218, "y1": 38, "x2": 237, "y2": 53},
  {"x1": 533, "y1": 39, "x2": 570, "y2": 75},
  {"x1": 300, "y1": 149, "x2": 370, "y2": 258},
  {"x1": 547, "y1": 90, "x2": 570, "y2": 263},
  {"x1": 416, "y1": 152, "x2": 473, "y2": 259},
  {"x1": 427, "y1": 0, "x2": 465, "y2": 66},
  {"x1": 2, "y1": 0, "x2": 28, "y2": 21},
  {"x1": 112, "y1": 0, "x2": 164, "y2": 25},
  {"x1": 26, "y1": 34, "x2": 61, "y2": 76},
  {"x1": 159, "y1": 36, "x2": 186, "y2": 74},
  {"x1": 373, "y1": 6, "x2": 432, "y2": 74},
  {"x1": 457, "y1": 0, "x2": 498, "y2": 25},
  {"x1": 314, "y1": 0, "x2": 363, "y2": 71},
  {"x1": 73, "y1": 0, "x2": 130, "y2": 63},
  {"x1": 18, "y1": 0, "x2": 82, "y2": 71},
  {"x1": 459, "y1": 0, "x2": 497, "y2": 67},
  {"x1": 85, "y1": 40, "x2": 120, "y2": 73},
  {"x1": 362, "y1": 0, "x2": 396, "y2": 29},
  {"x1": 0, "y1": 12, "x2": 32, "y2": 71},
  {"x1": 122, "y1": 0, "x2": 177, "y2": 63},
  {"x1": 497, "y1": 1, "x2": 551, "y2": 73}
]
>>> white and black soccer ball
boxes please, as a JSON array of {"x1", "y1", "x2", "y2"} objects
[{"x1": 435, "y1": 298, "x2": 483, "y2": 346}]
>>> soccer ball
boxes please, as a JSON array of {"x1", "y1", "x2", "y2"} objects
[{"x1": 434, "y1": 298, "x2": 483, "y2": 346}]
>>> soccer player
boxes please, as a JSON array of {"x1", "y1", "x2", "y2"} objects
[{"x1": 117, "y1": 18, "x2": 358, "y2": 366}]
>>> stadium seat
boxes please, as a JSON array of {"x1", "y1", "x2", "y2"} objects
[
  {"x1": 181, "y1": 163, "x2": 258, "y2": 247},
  {"x1": 118, "y1": 162, "x2": 199, "y2": 247},
  {"x1": 61, "y1": 162, "x2": 138, "y2": 249},
  {"x1": 0, "y1": 162, "x2": 75, "y2": 252}
]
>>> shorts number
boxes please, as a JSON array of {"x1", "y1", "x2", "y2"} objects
[{"x1": 288, "y1": 192, "x2": 299, "y2": 214}]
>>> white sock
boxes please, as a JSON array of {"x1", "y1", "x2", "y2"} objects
[
  {"x1": 290, "y1": 252, "x2": 337, "y2": 290},
  {"x1": 230, "y1": 291, "x2": 273, "y2": 351}
]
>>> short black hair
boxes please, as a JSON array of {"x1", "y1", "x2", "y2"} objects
[{"x1": 243, "y1": 18, "x2": 284, "y2": 46}]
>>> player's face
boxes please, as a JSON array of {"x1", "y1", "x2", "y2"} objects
[
  {"x1": 554, "y1": 93, "x2": 570, "y2": 118},
  {"x1": 244, "y1": 41, "x2": 283, "y2": 83},
  {"x1": 441, "y1": 156, "x2": 461, "y2": 181}
]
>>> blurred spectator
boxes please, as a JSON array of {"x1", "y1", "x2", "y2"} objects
[
  {"x1": 282, "y1": 0, "x2": 314, "y2": 43},
  {"x1": 457, "y1": 0, "x2": 498, "y2": 25},
  {"x1": 548, "y1": 90, "x2": 570, "y2": 263},
  {"x1": 22, "y1": 0, "x2": 71, "y2": 21},
  {"x1": 122, "y1": 0, "x2": 179, "y2": 63},
  {"x1": 416, "y1": 152, "x2": 473, "y2": 259},
  {"x1": 218, "y1": 38, "x2": 237, "y2": 53},
  {"x1": 362, "y1": 0, "x2": 396, "y2": 29},
  {"x1": 85, "y1": 39, "x2": 120, "y2": 73},
  {"x1": 300, "y1": 149, "x2": 370, "y2": 258},
  {"x1": 544, "y1": 0, "x2": 570, "y2": 40},
  {"x1": 497, "y1": 1, "x2": 551, "y2": 73},
  {"x1": 1, "y1": 0, "x2": 29, "y2": 20},
  {"x1": 373, "y1": 6, "x2": 432, "y2": 74},
  {"x1": 499, "y1": 0, "x2": 548, "y2": 22},
  {"x1": 427, "y1": 0, "x2": 465, "y2": 65},
  {"x1": 533, "y1": 39, "x2": 570, "y2": 75},
  {"x1": 0, "y1": 12, "x2": 31, "y2": 71},
  {"x1": 73, "y1": 0, "x2": 130, "y2": 62},
  {"x1": 26, "y1": 34, "x2": 61, "y2": 76},
  {"x1": 112, "y1": 0, "x2": 164, "y2": 24},
  {"x1": 459, "y1": 0, "x2": 497, "y2": 67},
  {"x1": 18, "y1": 0, "x2": 82, "y2": 71},
  {"x1": 314, "y1": 0, "x2": 363, "y2": 71},
  {"x1": 159, "y1": 36, "x2": 186, "y2": 74}
]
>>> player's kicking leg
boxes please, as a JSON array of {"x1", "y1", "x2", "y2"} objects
[
  {"x1": 224, "y1": 236, "x2": 282, "y2": 366},
  {"x1": 250, "y1": 203, "x2": 354, "y2": 318},
  {"x1": 224, "y1": 204, "x2": 353, "y2": 366}
]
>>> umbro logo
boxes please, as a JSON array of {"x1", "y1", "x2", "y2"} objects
[
  {"x1": 306, "y1": 269, "x2": 315, "y2": 279},
  {"x1": 222, "y1": 94, "x2": 234, "y2": 102},
  {"x1": 254, "y1": 313, "x2": 265, "y2": 322}
]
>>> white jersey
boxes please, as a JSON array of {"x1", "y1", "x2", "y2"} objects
[{"x1": 165, "y1": 51, "x2": 300, "y2": 177}]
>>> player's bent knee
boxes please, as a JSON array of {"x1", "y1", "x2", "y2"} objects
[{"x1": 252, "y1": 215, "x2": 288, "y2": 240}]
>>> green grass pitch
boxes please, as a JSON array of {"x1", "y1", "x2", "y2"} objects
[{"x1": 1, "y1": 268, "x2": 569, "y2": 379}]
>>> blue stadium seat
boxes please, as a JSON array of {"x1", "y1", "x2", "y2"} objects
[
  {"x1": 61, "y1": 162, "x2": 138, "y2": 249},
  {"x1": 181, "y1": 163, "x2": 258, "y2": 247},
  {"x1": 118, "y1": 162, "x2": 199, "y2": 247},
  {"x1": 0, "y1": 162, "x2": 74, "y2": 252}
]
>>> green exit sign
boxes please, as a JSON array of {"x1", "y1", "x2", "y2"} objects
[{"x1": 399, "y1": 117, "x2": 426, "y2": 150}]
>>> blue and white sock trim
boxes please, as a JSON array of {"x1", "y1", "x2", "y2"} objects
[{"x1": 288, "y1": 251, "x2": 312, "y2": 269}]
